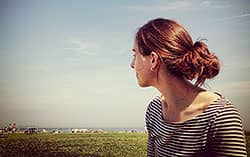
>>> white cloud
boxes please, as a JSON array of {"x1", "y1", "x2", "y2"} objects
[{"x1": 127, "y1": 1, "x2": 192, "y2": 12}]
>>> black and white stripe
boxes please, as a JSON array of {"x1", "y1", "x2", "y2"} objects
[{"x1": 145, "y1": 96, "x2": 247, "y2": 157}]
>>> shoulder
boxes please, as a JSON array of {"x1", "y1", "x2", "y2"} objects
[
  {"x1": 213, "y1": 96, "x2": 241, "y2": 117},
  {"x1": 146, "y1": 96, "x2": 162, "y2": 113},
  {"x1": 204, "y1": 92, "x2": 238, "y2": 113},
  {"x1": 210, "y1": 95, "x2": 244, "y2": 128},
  {"x1": 145, "y1": 96, "x2": 162, "y2": 120}
]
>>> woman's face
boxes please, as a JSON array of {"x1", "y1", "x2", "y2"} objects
[{"x1": 130, "y1": 39, "x2": 154, "y2": 87}]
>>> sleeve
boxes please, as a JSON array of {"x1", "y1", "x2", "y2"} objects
[
  {"x1": 210, "y1": 103, "x2": 247, "y2": 156},
  {"x1": 145, "y1": 102, "x2": 155, "y2": 157}
]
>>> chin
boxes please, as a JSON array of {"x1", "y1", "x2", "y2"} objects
[
  {"x1": 136, "y1": 74, "x2": 151, "y2": 87},
  {"x1": 138, "y1": 81, "x2": 151, "y2": 87}
]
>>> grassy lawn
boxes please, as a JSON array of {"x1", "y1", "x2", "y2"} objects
[
  {"x1": 0, "y1": 132, "x2": 147, "y2": 157},
  {"x1": 0, "y1": 133, "x2": 249, "y2": 157}
]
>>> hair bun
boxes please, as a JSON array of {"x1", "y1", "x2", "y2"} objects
[
  {"x1": 166, "y1": 41, "x2": 220, "y2": 86},
  {"x1": 191, "y1": 41, "x2": 220, "y2": 86}
]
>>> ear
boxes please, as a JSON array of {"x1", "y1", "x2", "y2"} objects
[{"x1": 150, "y1": 52, "x2": 160, "y2": 71}]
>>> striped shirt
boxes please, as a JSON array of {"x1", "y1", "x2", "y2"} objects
[{"x1": 145, "y1": 95, "x2": 247, "y2": 157}]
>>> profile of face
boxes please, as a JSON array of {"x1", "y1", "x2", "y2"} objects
[{"x1": 130, "y1": 39, "x2": 156, "y2": 87}]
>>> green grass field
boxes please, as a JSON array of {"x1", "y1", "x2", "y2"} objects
[
  {"x1": 0, "y1": 132, "x2": 147, "y2": 157},
  {"x1": 0, "y1": 133, "x2": 249, "y2": 157}
]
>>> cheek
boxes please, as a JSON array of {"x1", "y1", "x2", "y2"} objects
[{"x1": 134, "y1": 58, "x2": 145, "y2": 71}]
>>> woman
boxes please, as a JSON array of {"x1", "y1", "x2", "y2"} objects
[{"x1": 130, "y1": 18, "x2": 247, "y2": 157}]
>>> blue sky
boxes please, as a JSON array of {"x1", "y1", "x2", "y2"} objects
[{"x1": 0, "y1": 0, "x2": 249, "y2": 130}]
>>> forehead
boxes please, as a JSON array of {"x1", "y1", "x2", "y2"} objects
[{"x1": 133, "y1": 39, "x2": 139, "y2": 51}]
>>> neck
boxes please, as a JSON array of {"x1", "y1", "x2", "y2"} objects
[{"x1": 154, "y1": 70, "x2": 204, "y2": 112}]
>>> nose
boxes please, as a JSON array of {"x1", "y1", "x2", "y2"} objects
[{"x1": 130, "y1": 58, "x2": 135, "y2": 69}]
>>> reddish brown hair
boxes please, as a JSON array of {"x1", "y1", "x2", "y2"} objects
[{"x1": 135, "y1": 18, "x2": 220, "y2": 86}]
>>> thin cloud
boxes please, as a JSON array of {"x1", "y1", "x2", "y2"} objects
[
  {"x1": 200, "y1": 1, "x2": 231, "y2": 9},
  {"x1": 127, "y1": 1, "x2": 192, "y2": 12},
  {"x1": 215, "y1": 13, "x2": 250, "y2": 22},
  {"x1": 64, "y1": 39, "x2": 99, "y2": 56}
]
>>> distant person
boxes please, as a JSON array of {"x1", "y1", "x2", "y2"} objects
[
  {"x1": 11, "y1": 122, "x2": 16, "y2": 133},
  {"x1": 130, "y1": 18, "x2": 247, "y2": 156}
]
